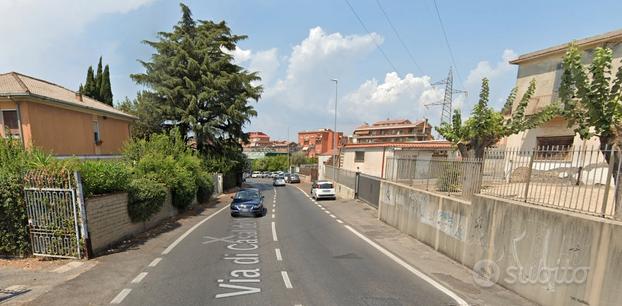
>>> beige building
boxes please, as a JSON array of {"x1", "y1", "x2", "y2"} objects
[
  {"x1": 338, "y1": 141, "x2": 452, "y2": 177},
  {"x1": 353, "y1": 119, "x2": 432, "y2": 144},
  {"x1": 504, "y1": 29, "x2": 622, "y2": 150}
]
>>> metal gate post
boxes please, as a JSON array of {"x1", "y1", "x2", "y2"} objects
[
  {"x1": 74, "y1": 171, "x2": 92, "y2": 258},
  {"x1": 355, "y1": 171, "x2": 360, "y2": 199}
]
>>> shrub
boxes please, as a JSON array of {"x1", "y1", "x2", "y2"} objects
[
  {"x1": 79, "y1": 161, "x2": 130, "y2": 197},
  {"x1": 0, "y1": 171, "x2": 30, "y2": 256},
  {"x1": 196, "y1": 173, "x2": 214, "y2": 204},
  {"x1": 171, "y1": 166, "x2": 197, "y2": 209},
  {"x1": 127, "y1": 176, "x2": 167, "y2": 222}
]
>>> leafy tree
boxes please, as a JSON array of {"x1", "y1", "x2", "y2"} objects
[
  {"x1": 131, "y1": 3, "x2": 262, "y2": 156},
  {"x1": 99, "y1": 65, "x2": 113, "y2": 105},
  {"x1": 437, "y1": 78, "x2": 558, "y2": 159},
  {"x1": 559, "y1": 43, "x2": 622, "y2": 215},
  {"x1": 116, "y1": 92, "x2": 164, "y2": 139}
]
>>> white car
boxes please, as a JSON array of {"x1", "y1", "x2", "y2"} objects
[
  {"x1": 273, "y1": 176, "x2": 286, "y2": 187},
  {"x1": 311, "y1": 180, "x2": 336, "y2": 200},
  {"x1": 251, "y1": 171, "x2": 261, "y2": 178}
]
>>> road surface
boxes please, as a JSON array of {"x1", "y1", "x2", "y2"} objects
[{"x1": 114, "y1": 179, "x2": 462, "y2": 306}]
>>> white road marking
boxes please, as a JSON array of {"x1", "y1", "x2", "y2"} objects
[
  {"x1": 330, "y1": 214, "x2": 336, "y2": 218},
  {"x1": 321, "y1": 207, "x2": 326, "y2": 211},
  {"x1": 53, "y1": 261, "x2": 83, "y2": 273},
  {"x1": 336, "y1": 219, "x2": 344, "y2": 224},
  {"x1": 272, "y1": 208, "x2": 275, "y2": 213},
  {"x1": 110, "y1": 289, "x2": 132, "y2": 304},
  {"x1": 324, "y1": 210, "x2": 330, "y2": 214},
  {"x1": 281, "y1": 271, "x2": 293, "y2": 289},
  {"x1": 162, "y1": 205, "x2": 229, "y2": 255},
  {"x1": 275, "y1": 248, "x2": 283, "y2": 261},
  {"x1": 271, "y1": 221, "x2": 278, "y2": 241},
  {"x1": 272, "y1": 214, "x2": 275, "y2": 218},
  {"x1": 131, "y1": 272, "x2": 148, "y2": 284},
  {"x1": 343, "y1": 225, "x2": 468, "y2": 306},
  {"x1": 148, "y1": 257, "x2": 162, "y2": 267}
]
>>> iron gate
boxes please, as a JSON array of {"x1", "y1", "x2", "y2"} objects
[
  {"x1": 356, "y1": 174, "x2": 380, "y2": 208},
  {"x1": 23, "y1": 170, "x2": 84, "y2": 259}
]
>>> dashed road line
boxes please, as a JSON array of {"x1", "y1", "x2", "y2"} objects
[
  {"x1": 336, "y1": 219, "x2": 344, "y2": 224},
  {"x1": 330, "y1": 214, "x2": 336, "y2": 218},
  {"x1": 271, "y1": 221, "x2": 278, "y2": 241},
  {"x1": 275, "y1": 248, "x2": 283, "y2": 261},
  {"x1": 131, "y1": 272, "x2": 148, "y2": 284},
  {"x1": 324, "y1": 210, "x2": 330, "y2": 214},
  {"x1": 343, "y1": 225, "x2": 468, "y2": 306},
  {"x1": 272, "y1": 214, "x2": 275, "y2": 218},
  {"x1": 162, "y1": 205, "x2": 229, "y2": 255},
  {"x1": 148, "y1": 257, "x2": 162, "y2": 267},
  {"x1": 110, "y1": 288, "x2": 132, "y2": 304},
  {"x1": 281, "y1": 271, "x2": 293, "y2": 289}
]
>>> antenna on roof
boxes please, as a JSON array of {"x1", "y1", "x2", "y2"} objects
[{"x1": 424, "y1": 67, "x2": 467, "y2": 126}]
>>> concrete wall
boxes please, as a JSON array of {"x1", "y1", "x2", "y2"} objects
[
  {"x1": 335, "y1": 182, "x2": 355, "y2": 200},
  {"x1": 85, "y1": 190, "x2": 177, "y2": 255},
  {"x1": 377, "y1": 179, "x2": 622, "y2": 306}
]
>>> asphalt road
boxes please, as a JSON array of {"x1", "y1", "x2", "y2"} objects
[{"x1": 116, "y1": 179, "x2": 460, "y2": 306}]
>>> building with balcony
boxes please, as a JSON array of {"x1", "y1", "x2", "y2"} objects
[
  {"x1": 503, "y1": 29, "x2": 622, "y2": 151},
  {"x1": 352, "y1": 119, "x2": 432, "y2": 144},
  {"x1": 298, "y1": 128, "x2": 343, "y2": 158},
  {"x1": 246, "y1": 131, "x2": 271, "y2": 147}
]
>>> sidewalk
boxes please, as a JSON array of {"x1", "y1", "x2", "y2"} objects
[
  {"x1": 0, "y1": 192, "x2": 234, "y2": 306},
  {"x1": 297, "y1": 181, "x2": 535, "y2": 306}
]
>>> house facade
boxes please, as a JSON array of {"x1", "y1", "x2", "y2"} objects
[
  {"x1": 352, "y1": 119, "x2": 433, "y2": 144},
  {"x1": 0, "y1": 72, "x2": 135, "y2": 156},
  {"x1": 298, "y1": 128, "x2": 343, "y2": 158},
  {"x1": 504, "y1": 29, "x2": 622, "y2": 151}
]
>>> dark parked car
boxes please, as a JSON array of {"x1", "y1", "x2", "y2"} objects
[
  {"x1": 289, "y1": 174, "x2": 301, "y2": 183},
  {"x1": 230, "y1": 188, "x2": 264, "y2": 217}
]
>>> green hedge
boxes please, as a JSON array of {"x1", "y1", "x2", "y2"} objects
[
  {"x1": 127, "y1": 176, "x2": 167, "y2": 222},
  {"x1": 79, "y1": 161, "x2": 130, "y2": 197},
  {"x1": 196, "y1": 173, "x2": 214, "y2": 204},
  {"x1": 0, "y1": 172, "x2": 30, "y2": 256}
]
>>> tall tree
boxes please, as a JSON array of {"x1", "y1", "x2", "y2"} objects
[
  {"x1": 99, "y1": 65, "x2": 113, "y2": 105},
  {"x1": 84, "y1": 66, "x2": 97, "y2": 98},
  {"x1": 116, "y1": 92, "x2": 164, "y2": 139},
  {"x1": 559, "y1": 43, "x2": 622, "y2": 216},
  {"x1": 94, "y1": 56, "x2": 103, "y2": 99},
  {"x1": 437, "y1": 78, "x2": 558, "y2": 159},
  {"x1": 131, "y1": 3, "x2": 262, "y2": 155}
]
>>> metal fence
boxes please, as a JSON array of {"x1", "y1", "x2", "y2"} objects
[
  {"x1": 325, "y1": 165, "x2": 357, "y2": 190},
  {"x1": 383, "y1": 145, "x2": 620, "y2": 218},
  {"x1": 299, "y1": 164, "x2": 318, "y2": 181},
  {"x1": 357, "y1": 174, "x2": 381, "y2": 208},
  {"x1": 384, "y1": 156, "x2": 483, "y2": 200}
]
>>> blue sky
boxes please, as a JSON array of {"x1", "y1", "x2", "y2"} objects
[{"x1": 2, "y1": 0, "x2": 622, "y2": 140}]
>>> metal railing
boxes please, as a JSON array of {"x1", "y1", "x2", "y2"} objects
[
  {"x1": 384, "y1": 157, "x2": 483, "y2": 200},
  {"x1": 325, "y1": 165, "x2": 357, "y2": 190},
  {"x1": 383, "y1": 145, "x2": 620, "y2": 218}
]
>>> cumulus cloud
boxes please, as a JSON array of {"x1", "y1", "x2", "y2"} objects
[
  {"x1": 223, "y1": 47, "x2": 280, "y2": 86},
  {"x1": 465, "y1": 49, "x2": 517, "y2": 88}
]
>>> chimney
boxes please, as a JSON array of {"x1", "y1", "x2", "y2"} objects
[{"x1": 75, "y1": 92, "x2": 83, "y2": 102}]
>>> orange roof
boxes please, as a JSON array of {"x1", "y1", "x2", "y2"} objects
[
  {"x1": 0, "y1": 72, "x2": 136, "y2": 121},
  {"x1": 372, "y1": 118, "x2": 411, "y2": 126},
  {"x1": 343, "y1": 140, "x2": 451, "y2": 150}
]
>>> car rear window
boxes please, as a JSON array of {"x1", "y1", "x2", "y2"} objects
[{"x1": 318, "y1": 183, "x2": 333, "y2": 189}]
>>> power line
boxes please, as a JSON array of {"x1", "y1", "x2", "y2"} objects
[
  {"x1": 375, "y1": 0, "x2": 424, "y2": 75},
  {"x1": 344, "y1": 0, "x2": 400, "y2": 74},
  {"x1": 431, "y1": 0, "x2": 463, "y2": 84}
]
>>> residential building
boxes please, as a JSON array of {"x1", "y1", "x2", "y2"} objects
[
  {"x1": 504, "y1": 29, "x2": 622, "y2": 151},
  {"x1": 298, "y1": 128, "x2": 343, "y2": 158},
  {"x1": 242, "y1": 131, "x2": 298, "y2": 159},
  {"x1": 352, "y1": 119, "x2": 433, "y2": 144},
  {"x1": 0, "y1": 72, "x2": 135, "y2": 156},
  {"x1": 337, "y1": 140, "x2": 452, "y2": 178},
  {"x1": 246, "y1": 131, "x2": 271, "y2": 147}
]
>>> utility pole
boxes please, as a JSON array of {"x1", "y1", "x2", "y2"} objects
[
  {"x1": 331, "y1": 79, "x2": 338, "y2": 182},
  {"x1": 287, "y1": 126, "x2": 291, "y2": 173}
]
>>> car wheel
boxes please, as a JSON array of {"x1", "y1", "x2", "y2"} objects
[{"x1": 231, "y1": 213, "x2": 237, "y2": 217}]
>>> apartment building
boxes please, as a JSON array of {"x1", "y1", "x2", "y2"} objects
[
  {"x1": 246, "y1": 131, "x2": 271, "y2": 147},
  {"x1": 298, "y1": 128, "x2": 343, "y2": 158},
  {"x1": 352, "y1": 119, "x2": 432, "y2": 144},
  {"x1": 504, "y1": 29, "x2": 622, "y2": 151}
]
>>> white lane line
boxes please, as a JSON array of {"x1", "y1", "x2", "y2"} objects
[
  {"x1": 275, "y1": 248, "x2": 283, "y2": 261},
  {"x1": 330, "y1": 214, "x2": 336, "y2": 218},
  {"x1": 271, "y1": 221, "x2": 278, "y2": 241},
  {"x1": 343, "y1": 225, "x2": 468, "y2": 306},
  {"x1": 131, "y1": 272, "x2": 148, "y2": 284},
  {"x1": 272, "y1": 214, "x2": 275, "y2": 218},
  {"x1": 336, "y1": 219, "x2": 344, "y2": 224},
  {"x1": 110, "y1": 288, "x2": 132, "y2": 304},
  {"x1": 321, "y1": 207, "x2": 326, "y2": 210},
  {"x1": 162, "y1": 205, "x2": 229, "y2": 255},
  {"x1": 281, "y1": 271, "x2": 293, "y2": 289},
  {"x1": 324, "y1": 210, "x2": 330, "y2": 214},
  {"x1": 148, "y1": 257, "x2": 162, "y2": 267}
]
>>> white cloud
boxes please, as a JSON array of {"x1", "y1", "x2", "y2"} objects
[
  {"x1": 465, "y1": 49, "x2": 517, "y2": 88},
  {"x1": 223, "y1": 47, "x2": 280, "y2": 86},
  {"x1": 341, "y1": 72, "x2": 443, "y2": 124}
]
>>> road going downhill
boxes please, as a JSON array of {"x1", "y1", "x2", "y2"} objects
[{"x1": 115, "y1": 179, "x2": 462, "y2": 306}]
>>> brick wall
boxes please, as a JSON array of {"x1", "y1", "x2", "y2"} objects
[{"x1": 85, "y1": 190, "x2": 176, "y2": 254}]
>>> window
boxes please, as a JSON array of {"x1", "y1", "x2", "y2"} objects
[
  {"x1": 92, "y1": 121, "x2": 101, "y2": 144},
  {"x1": 1, "y1": 110, "x2": 20, "y2": 139},
  {"x1": 354, "y1": 151, "x2": 365, "y2": 162},
  {"x1": 535, "y1": 136, "x2": 574, "y2": 160}
]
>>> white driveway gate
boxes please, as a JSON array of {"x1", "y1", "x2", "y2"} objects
[{"x1": 23, "y1": 170, "x2": 85, "y2": 259}]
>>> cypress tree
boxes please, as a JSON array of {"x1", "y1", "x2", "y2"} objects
[
  {"x1": 94, "y1": 56, "x2": 103, "y2": 100},
  {"x1": 99, "y1": 65, "x2": 113, "y2": 106},
  {"x1": 84, "y1": 66, "x2": 96, "y2": 98},
  {"x1": 78, "y1": 84, "x2": 84, "y2": 94}
]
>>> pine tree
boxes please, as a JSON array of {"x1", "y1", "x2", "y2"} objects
[
  {"x1": 78, "y1": 84, "x2": 84, "y2": 94},
  {"x1": 99, "y1": 65, "x2": 113, "y2": 106},
  {"x1": 94, "y1": 56, "x2": 103, "y2": 100},
  {"x1": 131, "y1": 3, "x2": 262, "y2": 155},
  {"x1": 84, "y1": 66, "x2": 96, "y2": 98}
]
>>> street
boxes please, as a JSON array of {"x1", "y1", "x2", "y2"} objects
[{"x1": 114, "y1": 179, "x2": 461, "y2": 306}]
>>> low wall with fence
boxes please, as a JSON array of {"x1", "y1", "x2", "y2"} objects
[{"x1": 377, "y1": 178, "x2": 622, "y2": 306}]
